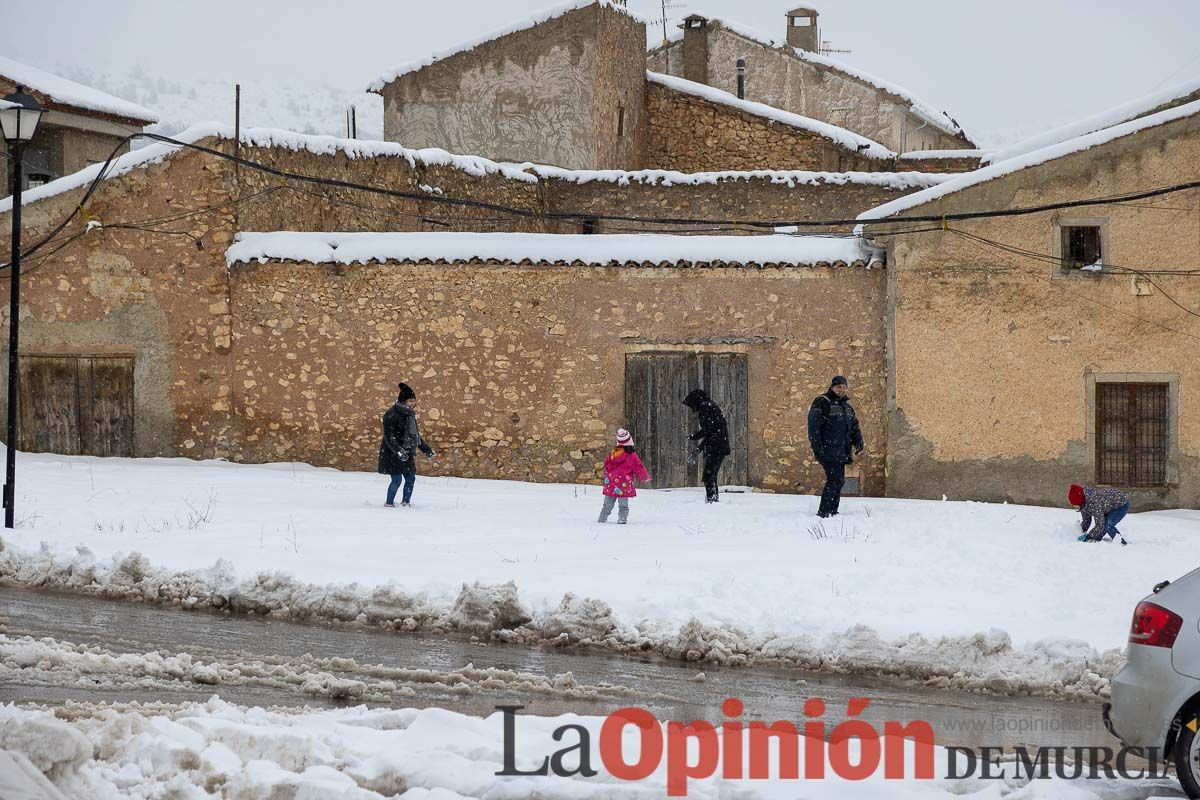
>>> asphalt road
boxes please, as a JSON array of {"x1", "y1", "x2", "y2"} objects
[{"x1": 0, "y1": 586, "x2": 1115, "y2": 750}]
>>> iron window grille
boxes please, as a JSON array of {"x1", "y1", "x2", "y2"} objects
[
  {"x1": 1096, "y1": 382, "x2": 1168, "y2": 487},
  {"x1": 1062, "y1": 225, "x2": 1102, "y2": 271}
]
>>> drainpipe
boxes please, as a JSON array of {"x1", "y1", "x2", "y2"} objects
[{"x1": 736, "y1": 58, "x2": 746, "y2": 100}]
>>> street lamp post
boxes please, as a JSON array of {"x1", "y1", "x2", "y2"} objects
[{"x1": 0, "y1": 86, "x2": 44, "y2": 529}]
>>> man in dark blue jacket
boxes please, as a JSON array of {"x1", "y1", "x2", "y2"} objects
[{"x1": 808, "y1": 376, "x2": 863, "y2": 518}]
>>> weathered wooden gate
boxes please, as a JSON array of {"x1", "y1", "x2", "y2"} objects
[
  {"x1": 624, "y1": 352, "x2": 748, "y2": 489},
  {"x1": 17, "y1": 355, "x2": 134, "y2": 457}
]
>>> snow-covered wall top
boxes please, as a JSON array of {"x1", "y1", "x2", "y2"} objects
[
  {"x1": 647, "y1": 71, "x2": 894, "y2": 159},
  {"x1": 366, "y1": 0, "x2": 645, "y2": 92},
  {"x1": 0, "y1": 122, "x2": 540, "y2": 214},
  {"x1": 982, "y1": 77, "x2": 1200, "y2": 165},
  {"x1": 2, "y1": 121, "x2": 956, "y2": 214},
  {"x1": 0, "y1": 55, "x2": 158, "y2": 123},
  {"x1": 899, "y1": 149, "x2": 990, "y2": 160},
  {"x1": 856, "y1": 98, "x2": 1200, "y2": 228},
  {"x1": 655, "y1": 11, "x2": 967, "y2": 142},
  {"x1": 227, "y1": 231, "x2": 879, "y2": 268},
  {"x1": 523, "y1": 163, "x2": 952, "y2": 189}
]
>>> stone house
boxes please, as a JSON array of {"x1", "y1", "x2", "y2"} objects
[
  {"x1": 647, "y1": 7, "x2": 976, "y2": 154},
  {"x1": 0, "y1": 125, "x2": 946, "y2": 494},
  {"x1": 858, "y1": 99, "x2": 1200, "y2": 509},
  {"x1": 366, "y1": 0, "x2": 954, "y2": 175},
  {"x1": 0, "y1": 56, "x2": 157, "y2": 191}
]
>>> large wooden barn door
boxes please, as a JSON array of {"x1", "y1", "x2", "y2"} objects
[
  {"x1": 624, "y1": 352, "x2": 748, "y2": 489},
  {"x1": 17, "y1": 355, "x2": 134, "y2": 457}
]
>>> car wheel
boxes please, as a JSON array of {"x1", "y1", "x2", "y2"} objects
[{"x1": 1175, "y1": 717, "x2": 1200, "y2": 799}]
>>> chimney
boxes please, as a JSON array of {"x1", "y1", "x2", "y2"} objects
[
  {"x1": 680, "y1": 13, "x2": 710, "y2": 84},
  {"x1": 785, "y1": 6, "x2": 819, "y2": 52}
]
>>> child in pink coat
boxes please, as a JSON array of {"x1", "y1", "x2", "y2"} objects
[{"x1": 599, "y1": 428, "x2": 652, "y2": 524}]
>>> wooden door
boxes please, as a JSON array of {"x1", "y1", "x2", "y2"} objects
[
  {"x1": 17, "y1": 355, "x2": 134, "y2": 457},
  {"x1": 624, "y1": 352, "x2": 748, "y2": 489}
]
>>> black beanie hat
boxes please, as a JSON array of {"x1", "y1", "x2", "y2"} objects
[
  {"x1": 831, "y1": 375, "x2": 848, "y2": 387},
  {"x1": 397, "y1": 382, "x2": 416, "y2": 402}
]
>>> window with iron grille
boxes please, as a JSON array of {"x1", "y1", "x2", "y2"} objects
[
  {"x1": 1062, "y1": 225, "x2": 1102, "y2": 271},
  {"x1": 1096, "y1": 382, "x2": 1168, "y2": 486}
]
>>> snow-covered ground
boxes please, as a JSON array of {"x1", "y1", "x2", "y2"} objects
[
  {"x1": 0, "y1": 698, "x2": 1181, "y2": 800},
  {"x1": 2, "y1": 452, "x2": 1198, "y2": 698}
]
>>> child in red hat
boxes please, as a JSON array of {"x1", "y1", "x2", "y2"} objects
[{"x1": 1069, "y1": 484, "x2": 1129, "y2": 545}]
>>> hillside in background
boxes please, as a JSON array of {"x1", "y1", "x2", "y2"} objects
[{"x1": 55, "y1": 63, "x2": 383, "y2": 146}]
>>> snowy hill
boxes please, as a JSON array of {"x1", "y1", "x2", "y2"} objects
[{"x1": 53, "y1": 63, "x2": 383, "y2": 146}]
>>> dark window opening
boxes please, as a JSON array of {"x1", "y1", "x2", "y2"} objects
[
  {"x1": 581, "y1": 218, "x2": 598, "y2": 235},
  {"x1": 1096, "y1": 382, "x2": 1168, "y2": 487},
  {"x1": 1062, "y1": 225, "x2": 1102, "y2": 271},
  {"x1": 617, "y1": 105, "x2": 625, "y2": 137}
]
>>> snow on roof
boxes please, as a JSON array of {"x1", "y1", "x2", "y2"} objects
[
  {"x1": 0, "y1": 122, "x2": 538, "y2": 214},
  {"x1": 647, "y1": 71, "x2": 894, "y2": 159},
  {"x1": 982, "y1": 76, "x2": 1200, "y2": 166},
  {"x1": 0, "y1": 55, "x2": 157, "y2": 123},
  {"x1": 856, "y1": 98, "x2": 1200, "y2": 230},
  {"x1": 227, "y1": 231, "x2": 879, "y2": 268},
  {"x1": 366, "y1": 0, "x2": 645, "y2": 92},
  {"x1": 654, "y1": 10, "x2": 969, "y2": 143},
  {"x1": 523, "y1": 162, "x2": 952, "y2": 189},
  {"x1": 899, "y1": 149, "x2": 989, "y2": 160}
]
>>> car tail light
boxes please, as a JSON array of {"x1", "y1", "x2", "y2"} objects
[{"x1": 1129, "y1": 602, "x2": 1183, "y2": 648}]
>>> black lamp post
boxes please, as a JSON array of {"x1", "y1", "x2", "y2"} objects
[{"x1": 1, "y1": 85, "x2": 44, "y2": 529}]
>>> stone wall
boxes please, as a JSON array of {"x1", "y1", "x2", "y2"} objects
[
  {"x1": 644, "y1": 80, "x2": 875, "y2": 173},
  {"x1": 0, "y1": 135, "x2": 909, "y2": 489},
  {"x1": 0, "y1": 146, "x2": 238, "y2": 459},
  {"x1": 649, "y1": 26, "x2": 973, "y2": 153},
  {"x1": 866, "y1": 113, "x2": 1200, "y2": 509},
  {"x1": 592, "y1": 3, "x2": 647, "y2": 170},
  {"x1": 229, "y1": 259, "x2": 887, "y2": 494},
  {"x1": 379, "y1": 3, "x2": 646, "y2": 170}
]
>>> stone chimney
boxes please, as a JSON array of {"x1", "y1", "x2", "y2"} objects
[
  {"x1": 785, "y1": 6, "x2": 819, "y2": 52},
  {"x1": 680, "y1": 13, "x2": 710, "y2": 84}
]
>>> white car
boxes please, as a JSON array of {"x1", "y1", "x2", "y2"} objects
[{"x1": 1106, "y1": 566, "x2": 1200, "y2": 797}]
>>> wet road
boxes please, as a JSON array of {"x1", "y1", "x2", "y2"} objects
[{"x1": 0, "y1": 586, "x2": 1115, "y2": 750}]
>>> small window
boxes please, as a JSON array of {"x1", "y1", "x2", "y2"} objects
[
  {"x1": 1062, "y1": 225, "x2": 1102, "y2": 271},
  {"x1": 617, "y1": 105, "x2": 625, "y2": 137},
  {"x1": 792, "y1": 16, "x2": 812, "y2": 26},
  {"x1": 1096, "y1": 382, "x2": 1169, "y2": 487},
  {"x1": 581, "y1": 218, "x2": 598, "y2": 235}
]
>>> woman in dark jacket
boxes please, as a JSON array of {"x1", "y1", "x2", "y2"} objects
[
  {"x1": 378, "y1": 382, "x2": 434, "y2": 507},
  {"x1": 683, "y1": 388, "x2": 731, "y2": 503}
]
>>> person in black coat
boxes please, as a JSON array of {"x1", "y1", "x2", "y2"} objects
[
  {"x1": 683, "y1": 388, "x2": 731, "y2": 503},
  {"x1": 377, "y1": 382, "x2": 434, "y2": 507},
  {"x1": 808, "y1": 375, "x2": 863, "y2": 517}
]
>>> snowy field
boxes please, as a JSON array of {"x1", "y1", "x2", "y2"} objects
[
  {"x1": 0, "y1": 699, "x2": 1182, "y2": 800},
  {"x1": 3, "y1": 452, "x2": 1199, "y2": 697}
]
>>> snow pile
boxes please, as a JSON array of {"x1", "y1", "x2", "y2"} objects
[
  {"x1": 366, "y1": 0, "x2": 646, "y2": 92},
  {"x1": 225, "y1": 231, "x2": 880, "y2": 268},
  {"x1": 0, "y1": 699, "x2": 1179, "y2": 799},
  {"x1": 657, "y1": 10, "x2": 968, "y2": 141},
  {"x1": 524, "y1": 163, "x2": 954, "y2": 189},
  {"x1": 0, "y1": 55, "x2": 157, "y2": 122},
  {"x1": 856, "y1": 97, "x2": 1200, "y2": 227},
  {"x1": 983, "y1": 76, "x2": 1200, "y2": 165},
  {"x1": 648, "y1": 71, "x2": 895, "y2": 159},
  {"x1": 2, "y1": 453, "x2": 1197, "y2": 700}
]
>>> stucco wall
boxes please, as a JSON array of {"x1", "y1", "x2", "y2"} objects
[
  {"x1": 644, "y1": 80, "x2": 874, "y2": 173},
  {"x1": 869, "y1": 114, "x2": 1200, "y2": 508},
  {"x1": 379, "y1": 4, "x2": 647, "y2": 170},
  {"x1": 229, "y1": 260, "x2": 887, "y2": 494},
  {"x1": 650, "y1": 27, "x2": 971, "y2": 153}
]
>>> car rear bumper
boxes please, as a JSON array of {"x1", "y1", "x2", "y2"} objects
[{"x1": 1109, "y1": 644, "x2": 1197, "y2": 749}]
